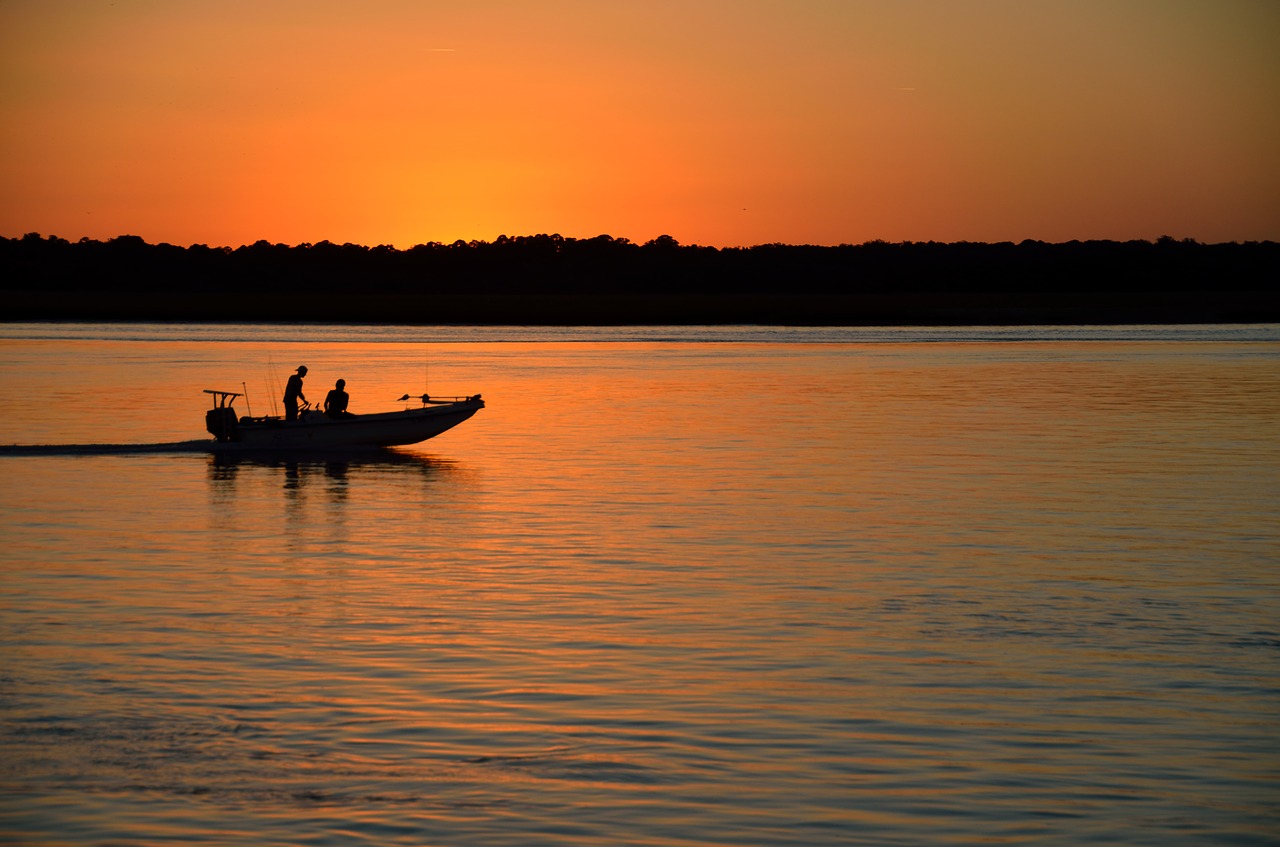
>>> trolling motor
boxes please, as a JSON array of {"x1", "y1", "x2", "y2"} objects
[{"x1": 397, "y1": 393, "x2": 483, "y2": 406}]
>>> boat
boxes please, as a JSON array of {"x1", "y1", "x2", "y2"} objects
[{"x1": 203, "y1": 389, "x2": 483, "y2": 451}]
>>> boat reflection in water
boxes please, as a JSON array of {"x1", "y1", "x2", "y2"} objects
[
  {"x1": 206, "y1": 449, "x2": 473, "y2": 541},
  {"x1": 207, "y1": 448, "x2": 462, "y2": 493}
]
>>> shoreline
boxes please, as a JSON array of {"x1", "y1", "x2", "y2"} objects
[
  {"x1": 6, "y1": 289, "x2": 1278, "y2": 326},
  {"x1": 6, "y1": 234, "x2": 1277, "y2": 325}
]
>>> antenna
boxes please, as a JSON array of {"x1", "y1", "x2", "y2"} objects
[{"x1": 242, "y1": 381, "x2": 252, "y2": 417}]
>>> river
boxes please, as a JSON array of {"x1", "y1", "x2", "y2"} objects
[{"x1": 1, "y1": 323, "x2": 1277, "y2": 845}]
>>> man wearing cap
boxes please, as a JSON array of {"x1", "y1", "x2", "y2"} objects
[{"x1": 283, "y1": 365, "x2": 308, "y2": 421}]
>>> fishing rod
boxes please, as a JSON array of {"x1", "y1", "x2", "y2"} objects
[{"x1": 266, "y1": 358, "x2": 281, "y2": 417}]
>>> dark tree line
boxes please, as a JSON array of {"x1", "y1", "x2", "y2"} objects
[{"x1": 3, "y1": 232, "x2": 1277, "y2": 323}]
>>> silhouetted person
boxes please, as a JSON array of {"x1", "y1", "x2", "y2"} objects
[
  {"x1": 284, "y1": 365, "x2": 307, "y2": 421},
  {"x1": 324, "y1": 379, "x2": 352, "y2": 419}
]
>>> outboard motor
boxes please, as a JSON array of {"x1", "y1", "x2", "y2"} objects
[
  {"x1": 203, "y1": 389, "x2": 245, "y2": 442},
  {"x1": 206, "y1": 406, "x2": 238, "y2": 441}
]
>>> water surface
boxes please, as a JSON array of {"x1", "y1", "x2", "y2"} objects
[{"x1": 1, "y1": 324, "x2": 1278, "y2": 845}]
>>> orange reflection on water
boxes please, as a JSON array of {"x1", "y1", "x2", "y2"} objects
[{"x1": 2, "y1": 337, "x2": 1278, "y2": 844}]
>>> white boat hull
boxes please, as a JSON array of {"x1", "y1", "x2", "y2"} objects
[{"x1": 211, "y1": 397, "x2": 483, "y2": 451}]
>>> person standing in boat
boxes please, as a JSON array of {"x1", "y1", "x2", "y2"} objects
[
  {"x1": 324, "y1": 379, "x2": 353, "y2": 419},
  {"x1": 283, "y1": 365, "x2": 307, "y2": 421}
]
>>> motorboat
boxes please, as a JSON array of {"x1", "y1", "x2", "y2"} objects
[{"x1": 203, "y1": 389, "x2": 483, "y2": 451}]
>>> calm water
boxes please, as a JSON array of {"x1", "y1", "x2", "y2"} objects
[{"x1": 1, "y1": 324, "x2": 1278, "y2": 846}]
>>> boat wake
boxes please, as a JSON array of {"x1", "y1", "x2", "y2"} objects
[
  {"x1": 0, "y1": 442, "x2": 442, "y2": 467},
  {"x1": 0, "y1": 440, "x2": 216, "y2": 456}
]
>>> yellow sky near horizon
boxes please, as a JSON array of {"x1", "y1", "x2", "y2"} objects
[{"x1": 2, "y1": 0, "x2": 1277, "y2": 248}]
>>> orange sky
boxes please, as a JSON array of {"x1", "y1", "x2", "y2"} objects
[{"x1": 2, "y1": 1, "x2": 1277, "y2": 248}]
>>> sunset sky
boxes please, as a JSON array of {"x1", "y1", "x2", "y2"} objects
[{"x1": 2, "y1": 1, "x2": 1277, "y2": 248}]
